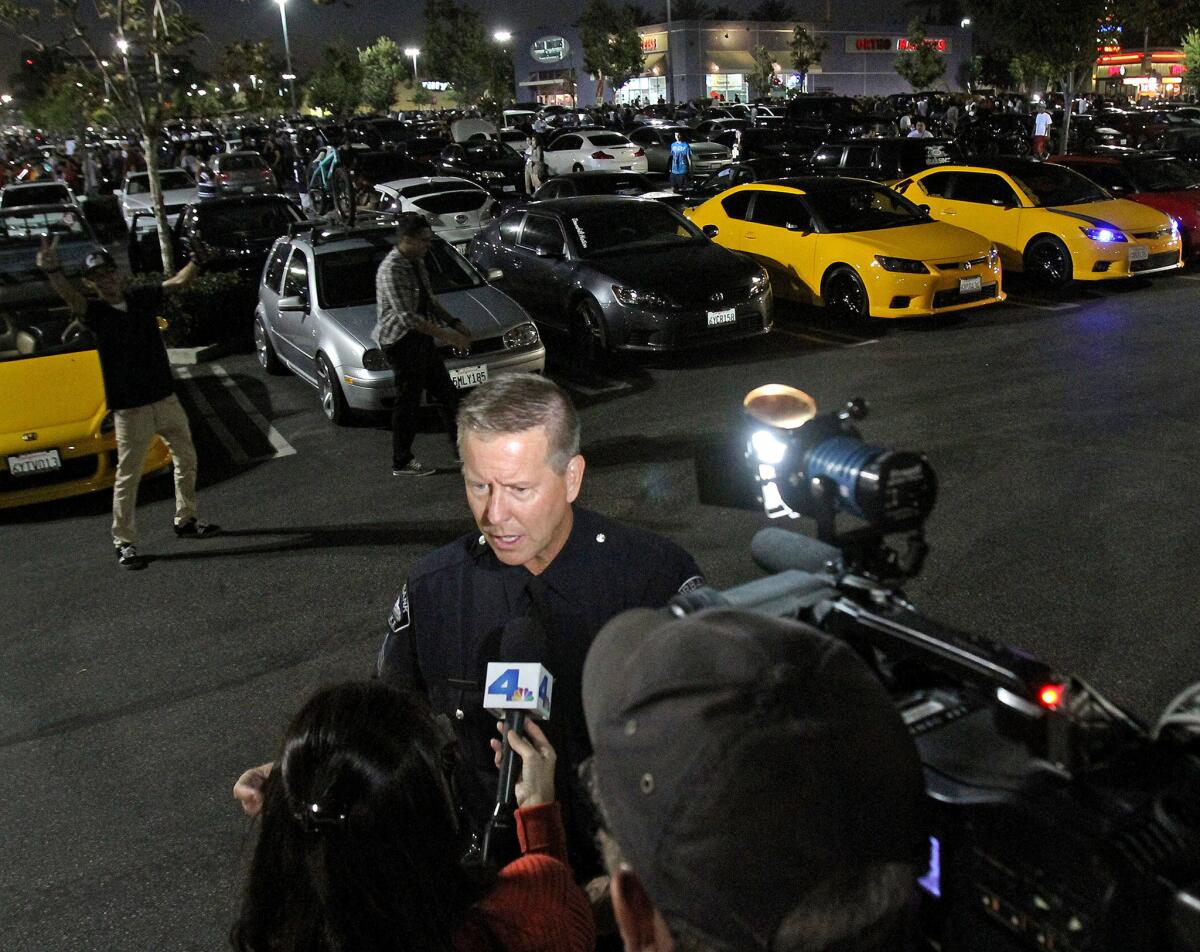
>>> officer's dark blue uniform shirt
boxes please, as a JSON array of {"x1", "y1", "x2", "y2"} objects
[{"x1": 377, "y1": 505, "x2": 703, "y2": 875}]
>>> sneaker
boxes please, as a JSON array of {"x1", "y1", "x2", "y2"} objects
[
  {"x1": 174, "y1": 518, "x2": 221, "y2": 538},
  {"x1": 115, "y1": 543, "x2": 145, "y2": 570},
  {"x1": 392, "y1": 460, "x2": 435, "y2": 477}
]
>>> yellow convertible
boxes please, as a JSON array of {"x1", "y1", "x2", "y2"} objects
[
  {"x1": 0, "y1": 312, "x2": 170, "y2": 510},
  {"x1": 684, "y1": 178, "x2": 1004, "y2": 320},
  {"x1": 894, "y1": 159, "x2": 1182, "y2": 287}
]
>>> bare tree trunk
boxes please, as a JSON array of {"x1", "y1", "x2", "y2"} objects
[
  {"x1": 142, "y1": 134, "x2": 176, "y2": 276},
  {"x1": 1060, "y1": 71, "x2": 1074, "y2": 156}
]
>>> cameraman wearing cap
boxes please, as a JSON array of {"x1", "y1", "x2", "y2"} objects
[
  {"x1": 374, "y1": 212, "x2": 472, "y2": 478},
  {"x1": 37, "y1": 237, "x2": 218, "y2": 570},
  {"x1": 581, "y1": 607, "x2": 928, "y2": 952}
]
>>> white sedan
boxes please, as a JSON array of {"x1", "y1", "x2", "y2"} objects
[
  {"x1": 373, "y1": 176, "x2": 497, "y2": 252},
  {"x1": 117, "y1": 168, "x2": 198, "y2": 232},
  {"x1": 542, "y1": 130, "x2": 647, "y2": 175},
  {"x1": 0, "y1": 181, "x2": 81, "y2": 209}
]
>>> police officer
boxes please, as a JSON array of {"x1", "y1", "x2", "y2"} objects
[
  {"x1": 377, "y1": 373, "x2": 703, "y2": 876},
  {"x1": 234, "y1": 374, "x2": 702, "y2": 881}
]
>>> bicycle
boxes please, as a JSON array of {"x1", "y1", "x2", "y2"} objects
[{"x1": 306, "y1": 144, "x2": 356, "y2": 226}]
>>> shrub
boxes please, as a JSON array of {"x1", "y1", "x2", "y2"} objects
[{"x1": 126, "y1": 271, "x2": 259, "y2": 347}]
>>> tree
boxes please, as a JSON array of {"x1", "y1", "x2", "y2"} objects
[
  {"x1": 669, "y1": 0, "x2": 712, "y2": 19},
  {"x1": 625, "y1": 2, "x2": 663, "y2": 25},
  {"x1": 359, "y1": 37, "x2": 407, "y2": 112},
  {"x1": 215, "y1": 41, "x2": 284, "y2": 113},
  {"x1": 1008, "y1": 51, "x2": 1054, "y2": 92},
  {"x1": 305, "y1": 43, "x2": 364, "y2": 116},
  {"x1": 0, "y1": 0, "x2": 202, "y2": 274},
  {"x1": 424, "y1": 0, "x2": 498, "y2": 107},
  {"x1": 789, "y1": 24, "x2": 828, "y2": 93},
  {"x1": 577, "y1": 0, "x2": 645, "y2": 101},
  {"x1": 710, "y1": 4, "x2": 740, "y2": 17},
  {"x1": 748, "y1": 45, "x2": 775, "y2": 99},
  {"x1": 894, "y1": 18, "x2": 947, "y2": 91},
  {"x1": 1185, "y1": 29, "x2": 1200, "y2": 96},
  {"x1": 749, "y1": 0, "x2": 795, "y2": 20},
  {"x1": 1117, "y1": 0, "x2": 1200, "y2": 50}
]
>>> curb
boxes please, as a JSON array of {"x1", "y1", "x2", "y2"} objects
[{"x1": 167, "y1": 341, "x2": 235, "y2": 365}]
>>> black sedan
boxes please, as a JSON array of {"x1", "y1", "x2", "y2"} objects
[
  {"x1": 467, "y1": 196, "x2": 772, "y2": 357},
  {"x1": 680, "y1": 158, "x2": 811, "y2": 206},
  {"x1": 532, "y1": 171, "x2": 683, "y2": 210},
  {"x1": 435, "y1": 141, "x2": 525, "y2": 197}
]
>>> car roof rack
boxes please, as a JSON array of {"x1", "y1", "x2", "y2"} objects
[{"x1": 288, "y1": 216, "x2": 398, "y2": 247}]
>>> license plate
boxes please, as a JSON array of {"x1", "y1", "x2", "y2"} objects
[
  {"x1": 450, "y1": 364, "x2": 488, "y2": 389},
  {"x1": 8, "y1": 449, "x2": 61, "y2": 476},
  {"x1": 502, "y1": 185, "x2": 516, "y2": 193},
  {"x1": 707, "y1": 307, "x2": 737, "y2": 326},
  {"x1": 1129, "y1": 245, "x2": 1149, "y2": 262},
  {"x1": 621, "y1": 165, "x2": 634, "y2": 171},
  {"x1": 958, "y1": 275, "x2": 982, "y2": 294},
  {"x1": 242, "y1": 185, "x2": 256, "y2": 193}
]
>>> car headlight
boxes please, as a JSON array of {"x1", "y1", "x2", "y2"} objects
[
  {"x1": 750, "y1": 267, "x2": 769, "y2": 292},
  {"x1": 1171, "y1": 217, "x2": 1181, "y2": 238},
  {"x1": 612, "y1": 284, "x2": 678, "y2": 309},
  {"x1": 361, "y1": 348, "x2": 390, "y2": 371},
  {"x1": 503, "y1": 321, "x2": 540, "y2": 349},
  {"x1": 1080, "y1": 226, "x2": 1127, "y2": 243},
  {"x1": 988, "y1": 243, "x2": 999, "y2": 265},
  {"x1": 874, "y1": 255, "x2": 929, "y2": 274}
]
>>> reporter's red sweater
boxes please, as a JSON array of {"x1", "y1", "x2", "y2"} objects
[{"x1": 452, "y1": 802, "x2": 595, "y2": 952}]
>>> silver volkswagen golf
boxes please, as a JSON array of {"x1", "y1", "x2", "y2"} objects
[{"x1": 254, "y1": 222, "x2": 545, "y2": 424}]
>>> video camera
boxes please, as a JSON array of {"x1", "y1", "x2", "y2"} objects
[{"x1": 683, "y1": 385, "x2": 1200, "y2": 952}]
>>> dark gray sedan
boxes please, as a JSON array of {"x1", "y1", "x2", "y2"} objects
[
  {"x1": 196, "y1": 151, "x2": 277, "y2": 200},
  {"x1": 467, "y1": 196, "x2": 772, "y2": 356},
  {"x1": 627, "y1": 126, "x2": 731, "y2": 175}
]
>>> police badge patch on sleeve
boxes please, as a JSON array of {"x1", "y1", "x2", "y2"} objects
[
  {"x1": 678, "y1": 575, "x2": 705, "y2": 594},
  {"x1": 388, "y1": 585, "x2": 411, "y2": 634}
]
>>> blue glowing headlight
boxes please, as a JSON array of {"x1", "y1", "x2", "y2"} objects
[{"x1": 1081, "y1": 226, "x2": 1126, "y2": 243}]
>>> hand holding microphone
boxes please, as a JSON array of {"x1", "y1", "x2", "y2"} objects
[{"x1": 490, "y1": 719, "x2": 556, "y2": 808}]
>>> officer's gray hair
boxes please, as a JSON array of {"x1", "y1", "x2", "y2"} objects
[{"x1": 456, "y1": 374, "x2": 581, "y2": 472}]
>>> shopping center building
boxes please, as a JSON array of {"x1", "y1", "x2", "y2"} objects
[{"x1": 510, "y1": 18, "x2": 974, "y2": 106}]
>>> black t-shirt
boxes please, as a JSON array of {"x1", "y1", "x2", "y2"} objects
[
  {"x1": 377, "y1": 506, "x2": 705, "y2": 876},
  {"x1": 84, "y1": 285, "x2": 175, "y2": 410}
]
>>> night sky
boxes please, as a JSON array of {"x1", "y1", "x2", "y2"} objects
[{"x1": 3, "y1": 0, "x2": 891, "y2": 91}]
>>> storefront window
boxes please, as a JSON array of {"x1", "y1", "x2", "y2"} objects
[
  {"x1": 615, "y1": 76, "x2": 666, "y2": 104},
  {"x1": 706, "y1": 73, "x2": 747, "y2": 103}
]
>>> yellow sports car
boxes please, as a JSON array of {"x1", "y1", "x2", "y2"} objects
[
  {"x1": 894, "y1": 159, "x2": 1183, "y2": 287},
  {"x1": 684, "y1": 178, "x2": 1004, "y2": 320},
  {"x1": 0, "y1": 313, "x2": 170, "y2": 510}
]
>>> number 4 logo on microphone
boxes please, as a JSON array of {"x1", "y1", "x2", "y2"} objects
[
  {"x1": 488, "y1": 667, "x2": 532, "y2": 701},
  {"x1": 483, "y1": 662, "x2": 554, "y2": 719}
]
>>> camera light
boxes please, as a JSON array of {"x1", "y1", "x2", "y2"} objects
[{"x1": 751, "y1": 429, "x2": 788, "y2": 465}]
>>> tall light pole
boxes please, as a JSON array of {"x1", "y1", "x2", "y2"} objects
[
  {"x1": 405, "y1": 47, "x2": 420, "y2": 87},
  {"x1": 275, "y1": 0, "x2": 298, "y2": 115},
  {"x1": 665, "y1": 0, "x2": 675, "y2": 105}
]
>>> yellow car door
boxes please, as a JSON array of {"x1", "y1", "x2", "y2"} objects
[
  {"x1": 742, "y1": 190, "x2": 817, "y2": 302},
  {"x1": 939, "y1": 171, "x2": 1025, "y2": 270},
  {"x1": 704, "y1": 188, "x2": 754, "y2": 255}
]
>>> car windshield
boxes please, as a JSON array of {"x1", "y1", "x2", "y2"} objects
[
  {"x1": 194, "y1": 202, "x2": 300, "y2": 244},
  {"x1": 464, "y1": 142, "x2": 521, "y2": 161},
  {"x1": 1, "y1": 184, "x2": 70, "y2": 207},
  {"x1": 662, "y1": 128, "x2": 698, "y2": 143},
  {"x1": 1127, "y1": 159, "x2": 1200, "y2": 192},
  {"x1": 412, "y1": 191, "x2": 490, "y2": 213},
  {"x1": 317, "y1": 240, "x2": 483, "y2": 308},
  {"x1": 0, "y1": 208, "x2": 89, "y2": 246},
  {"x1": 1007, "y1": 164, "x2": 1109, "y2": 206},
  {"x1": 0, "y1": 311, "x2": 95, "y2": 363},
  {"x1": 803, "y1": 185, "x2": 929, "y2": 233},
  {"x1": 900, "y1": 142, "x2": 960, "y2": 174},
  {"x1": 572, "y1": 174, "x2": 655, "y2": 195},
  {"x1": 586, "y1": 133, "x2": 632, "y2": 147},
  {"x1": 126, "y1": 171, "x2": 193, "y2": 194},
  {"x1": 354, "y1": 153, "x2": 426, "y2": 182},
  {"x1": 565, "y1": 204, "x2": 703, "y2": 255},
  {"x1": 220, "y1": 154, "x2": 267, "y2": 172}
]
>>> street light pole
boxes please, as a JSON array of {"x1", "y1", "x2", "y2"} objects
[
  {"x1": 276, "y1": 0, "x2": 298, "y2": 115},
  {"x1": 405, "y1": 47, "x2": 420, "y2": 86}
]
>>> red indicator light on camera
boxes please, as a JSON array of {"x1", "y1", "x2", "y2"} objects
[{"x1": 1038, "y1": 684, "x2": 1065, "y2": 709}]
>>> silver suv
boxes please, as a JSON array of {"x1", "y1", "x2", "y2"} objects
[{"x1": 254, "y1": 222, "x2": 545, "y2": 424}]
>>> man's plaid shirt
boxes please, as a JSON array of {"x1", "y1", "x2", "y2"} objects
[{"x1": 372, "y1": 249, "x2": 450, "y2": 348}]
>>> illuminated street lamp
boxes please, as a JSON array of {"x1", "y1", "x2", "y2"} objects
[
  {"x1": 493, "y1": 30, "x2": 512, "y2": 43},
  {"x1": 116, "y1": 38, "x2": 130, "y2": 55},
  {"x1": 405, "y1": 47, "x2": 420, "y2": 86},
  {"x1": 275, "y1": 0, "x2": 298, "y2": 115}
]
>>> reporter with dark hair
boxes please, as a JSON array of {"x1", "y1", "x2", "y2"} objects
[
  {"x1": 581, "y1": 608, "x2": 928, "y2": 952},
  {"x1": 231, "y1": 681, "x2": 594, "y2": 952}
]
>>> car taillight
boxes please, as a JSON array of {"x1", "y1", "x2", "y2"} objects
[
  {"x1": 632, "y1": 148, "x2": 645, "y2": 157},
  {"x1": 591, "y1": 150, "x2": 614, "y2": 160},
  {"x1": 262, "y1": 168, "x2": 273, "y2": 178},
  {"x1": 216, "y1": 172, "x2": 229, "y2": 182}
]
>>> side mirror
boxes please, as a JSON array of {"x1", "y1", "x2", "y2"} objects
[
  {"x1": 917, "y1": 204, "x2": 931, "y2": 216},
  {"x1": 486, "y1": 267, "x2": 504, "y2": 281},
  {"x1": 702, "y1": 223, "x2": 720, "y2": 238},
  {"x1": 277, "y1": 294, "x2": 308, "y2": 312},
  {"x1": 785, "y1": 221, "x2": 810, "y2": 234},
  {"x1": 533, "y1": 244, "x2": 563, "y2": 258}
]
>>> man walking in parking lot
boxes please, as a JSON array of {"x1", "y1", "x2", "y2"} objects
[
  {"x1": 37, "y1": 237, "x2": 219, "y2": 569},
  {"x1": 373, "y1": 212, "x2": 472, "y2": 477},
  {"x1": 669, "y1": 131, "x2": 692, "y2": 192},
  {"x1": 1033, "y1": 104, "x2": 1053, "y2": 159}
]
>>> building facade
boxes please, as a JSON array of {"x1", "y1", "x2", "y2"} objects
[{"x1": 510, "y1": 19, "x2": 974, "y2": 106}]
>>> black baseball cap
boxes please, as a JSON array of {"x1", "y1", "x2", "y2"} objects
[
  {"x1": 82, "y1": 249, "x2": 117, "y2": 273},
  {"x1": 582, "y1": 607, "x2": 927, "y2": 950}
]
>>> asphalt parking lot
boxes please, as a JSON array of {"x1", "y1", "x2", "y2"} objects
[{"x1": 5, "y1": 268, "x2": 1200, "y2": 950}]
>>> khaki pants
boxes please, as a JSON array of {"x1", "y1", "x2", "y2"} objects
[{"x1": 112, "y1": 394, "x2": 198, "y2": 546}]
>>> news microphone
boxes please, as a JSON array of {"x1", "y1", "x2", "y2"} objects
[
  {"x1": 480, "y1": 618, "x2": 553, "y2": 864},
  {"x1": 751, "y1": 527, "x2": 844, "y2": 576}
]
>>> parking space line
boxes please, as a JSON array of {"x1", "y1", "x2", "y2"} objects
[
  {"x1": 208, "y1": 363, "x2": 297, "y2": 460},
  {"x1": 774, "y1": 327, "x2": 867, "y2": 346},
  {"x1": 1180, "y1": 274, "x2": 1200, "y2": 281},
  {"x1": 1006, "y1": 297, "x2": 1079, "y2": 312},
  {"x1": 174, "y1": 366, "x2": 250, "y2": 465}
]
